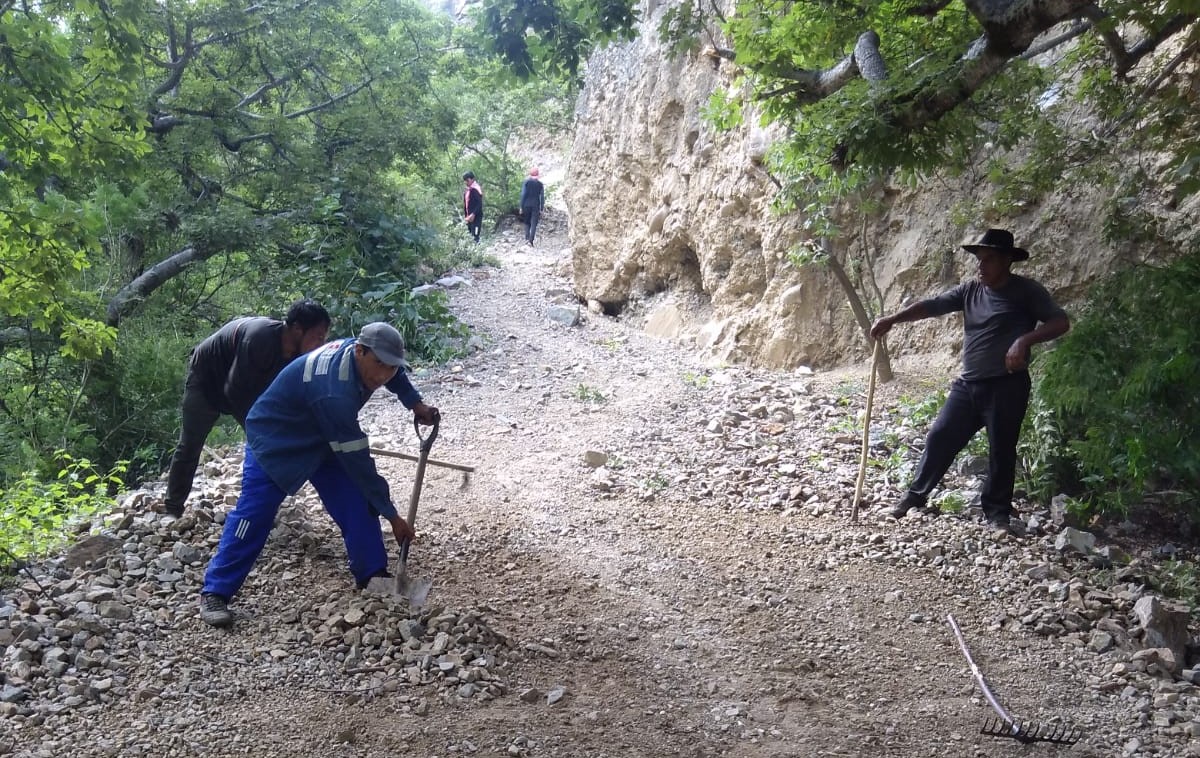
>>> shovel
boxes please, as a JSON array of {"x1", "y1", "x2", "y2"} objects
[{"x1": 394, "y1": 413, "x2": 439, "y2": 607}]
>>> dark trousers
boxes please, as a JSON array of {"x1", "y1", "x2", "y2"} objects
[
  {"x1": 164, "y1": 372, "x2": 223, "y2": 511},
  {"x1": 466, "y1": 219, "x2": 481, "y2": 242},
  {"x1": 906, "y1": 372, "x2": 1031, "y2": 518},
  {"x1": 522, "y1": 206, "x2": 541, "y2": 244}
]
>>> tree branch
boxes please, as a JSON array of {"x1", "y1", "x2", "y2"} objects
[
  {"x1": 1019, "y1": 19, "x2": 1091, "y2": 60},
  {"x1": 216, "y1": 131, "x2": 275, "y2": 152},
  {"x1": 235, "y1": 72, "x2": 295, "y2": 109},
  {"x1": 106, "y1": 246, "x2": 215, "y2": 326},
  {"x1": 961, "y1": 0, "x2": 1095, "y2": 56},
  {"x1": 1103, "y1": 39, "x2": 1199, "y2": 138},
  {"x1": 1121, "y1": 13, "x2": 1197, "y2": 75},
  {"x1": 285, "y1": 79, "x2": 373, "y2": 120},
  {"x1": 909, "y1": 1, "x2": 954, "y2": 15}
]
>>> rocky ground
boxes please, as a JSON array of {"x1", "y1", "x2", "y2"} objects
[{"x1": 2, "y1": 212, "x2": 1200, "y2": 758}]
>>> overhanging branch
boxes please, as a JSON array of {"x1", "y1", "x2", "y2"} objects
[{"x1": 106, "y1": 246, "x2": 213, "y2": 326}]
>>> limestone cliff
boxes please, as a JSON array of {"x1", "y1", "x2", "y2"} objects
[{"x1": 565, "y1": 2, "x2": 1198, "y2": 370}]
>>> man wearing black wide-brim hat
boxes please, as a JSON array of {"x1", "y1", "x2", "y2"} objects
[{"x1": 870, "y1": 228, "x2": 1071, "y2": 532}]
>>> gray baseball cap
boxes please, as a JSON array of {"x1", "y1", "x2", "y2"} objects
[{"x1": 357, "y1": 322, "x2": 407, "y2": 367}]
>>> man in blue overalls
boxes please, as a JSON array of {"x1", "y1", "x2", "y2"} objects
[{"x1": 198, "y1": 322, "x2": 439, "y2": 627}]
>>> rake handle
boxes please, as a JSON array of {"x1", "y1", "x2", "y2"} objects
[
  {"x1": 370, "y1": 447, "x2": 474, "y2": 473},
  {"x1": 947, "y1": 614, "x2": 1020, "y2": 734}
]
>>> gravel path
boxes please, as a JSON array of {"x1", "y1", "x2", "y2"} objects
[{"x1": 2, "y1": 215, "x2": 1198, "y2": 758}]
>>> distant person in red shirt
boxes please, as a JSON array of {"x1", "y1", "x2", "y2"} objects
[{"x1": 462, "y1": 171, "x2": 484, "y2": 243}]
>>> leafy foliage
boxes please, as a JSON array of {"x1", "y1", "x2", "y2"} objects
[
  {"x1": 471, "y1": 0, "x2": 638, "y2": 80},
  {"x1": 1031, "y1": 254, "x2": 1200, "y2": 520},
  {"x1": 0, "y1": 453, "x2": 127, "y2": 565},
  {"x1": 0, "y1": 0, "x2": 149, "y2": 358},
  {"x1": 1, "y1": 0, "x2": 578, "y2": 491}
]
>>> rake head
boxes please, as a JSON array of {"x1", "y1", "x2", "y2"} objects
[{"x1": 981, "y1": 717, "x2": 1084, "y2": 745}]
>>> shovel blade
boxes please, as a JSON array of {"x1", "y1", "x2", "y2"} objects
[{"x1": 395, "y1": 569, "x2": 433, "y2": 608}]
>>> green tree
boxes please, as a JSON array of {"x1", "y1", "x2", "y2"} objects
[
  {"x1": 469, "y1": 0, "x2": 639, "y2": 80},
  {"x1": 1, "y1": 0, "x2": 494, "y2": 483},
  {"x1": 1, "y1": 0, "x2": 150, "y2": 359},
  {"x1": 1031, "y1": 255, "x2": 1200, "y2": 521},
  {"x1": 103, "y1": 0, "x2": 461, "y2": 326}
]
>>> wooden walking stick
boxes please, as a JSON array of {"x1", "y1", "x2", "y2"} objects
[{"x1": 851, "y1": 339, "x2": 882, "y2": 522}]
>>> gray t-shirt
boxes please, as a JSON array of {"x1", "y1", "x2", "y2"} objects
[{"x1": 921, "y1": 275, "x2": 1067, "y2": 380}]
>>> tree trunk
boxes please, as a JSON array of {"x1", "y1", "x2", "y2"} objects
[{"x1": 822, "y1": 239, "x2": 895, "y2": 383}]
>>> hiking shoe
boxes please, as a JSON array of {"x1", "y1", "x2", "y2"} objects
[
  {"x1": 199, "y1": 593, "x2": 233, "y2": 627},
  {"x1": 889, "y1": 495, "x2": 924, "y2": 519},
  {"x1": 357, "y1": 568, "x2": 392, "y2": 591},
  {"x1": 985, "y1": 514, "x2": 1025, "y2": 537}
]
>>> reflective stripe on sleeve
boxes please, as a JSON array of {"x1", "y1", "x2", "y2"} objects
[{"x1": 329, "y1": 437, "x2": 370, "y2": 453}]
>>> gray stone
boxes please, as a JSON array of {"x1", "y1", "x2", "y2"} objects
[
  {"x1": 171, "y1": 542, "x2": 204, "y2": 565},
  {"x1": 0, "y1": 685, "x2": 26, "y2": 703},
  {"x1": 546, "y1": 305, "x2": 581, "y2": 327},
  {"x1": 63, "y1": 535, "x2": 121, "y2": 570},
  {"x1": 1133, "y1": 595, "x2": 1190, "y2": 669},
  {"x1": 1131, "y1": 647, "x2": 1179, "y2": 678},
  {"x1": 97, "y1": 602, "x2": 132, "y2": 621},
  {"x1": 519, "y1": 687, "x2": 542, "y2": 704},
  {"x1": 1089, "y1": 631, "x2": 1116, "y2": 654},
  {"x1": 435, "y1": 275, "x2": 472, "y2": 289},
  {"x1": 1053, "y1": 527, "x2": 1096, "y2": 554},
  {"x1": 583, "y1": 450, "x2": 608, "y2": 468}
]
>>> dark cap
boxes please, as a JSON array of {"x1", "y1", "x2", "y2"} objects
[
  {"x1": 961, "y1": 228, "x2": 1029, "y2": 262},
  {"x1": 357, "y1": 322, "x2": 407, "y2": 367}
]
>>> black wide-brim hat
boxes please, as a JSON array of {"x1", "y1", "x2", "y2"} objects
[{"x1": 962, "y1": 228, "x2": 1029, "y2": 262}]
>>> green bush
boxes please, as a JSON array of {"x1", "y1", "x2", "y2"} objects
[
  {"x1": 1031, "y1": 255, "x2": 1200, "y2": 521},
  {"x1": 0, "y1": 452, "x2": 127, "y2": 567}
]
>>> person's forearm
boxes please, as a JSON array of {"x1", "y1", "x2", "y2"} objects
[
  {"x1": 1020, "y1": 315, "x2": 1070, "y2": 347},
  {"x1": 885, "y1": 302, "x2": 931, "y2": 326}
]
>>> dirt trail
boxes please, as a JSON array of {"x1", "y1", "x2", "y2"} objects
[
  {"x1": 312, "y1": 218, "x2": 1103, "y2": 757},
  {"x1": 7, "y1": 209, "x2": 1191, "y2": 758}
]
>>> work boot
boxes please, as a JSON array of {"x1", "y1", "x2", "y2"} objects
[
  {"x1": 199, "y1": 593, "x2": 233, "y2": 627},
  {"x1": 985, "y1": 513, "x2": 1025, "y2": 537},
  {"x1": 889, "y1": 495, "x2": 924, "y2": 519},
  {"x1": 357, "y1": 568, "x2": 392, "y2": 591}
]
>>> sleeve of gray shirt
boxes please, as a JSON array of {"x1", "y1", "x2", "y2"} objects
[
  {"x1": 920, "y1": 282, "x2": 968, "y2": 316},
  {"x1": 1023, "y1": 278, "x2": 1068, "y2": 323}
]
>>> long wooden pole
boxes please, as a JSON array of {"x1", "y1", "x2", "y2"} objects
[{"x1": 851, "y1": 340, "x2": 881, "y2": 522}]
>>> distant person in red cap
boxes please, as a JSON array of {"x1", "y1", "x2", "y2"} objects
[{"x1": 519, "y1": 167, "x2": 545, "y2": 246}]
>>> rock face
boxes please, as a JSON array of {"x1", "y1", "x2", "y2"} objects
[
  {"x1": 568, "y1": 15, "x2": 834, "y2": 369},
  {"x1": 566, "y1": 1, "x2": 1200, "y2": 369}
]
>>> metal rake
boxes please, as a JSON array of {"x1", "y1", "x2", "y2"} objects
[
  {"x1": 947, "y1": 615, "x2": 1084, "y2": 747},
  {"x1": 980, "y1": 716, "x2": 1084, "y2": 745}
]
